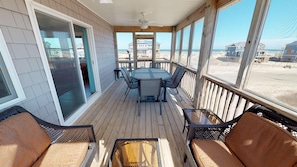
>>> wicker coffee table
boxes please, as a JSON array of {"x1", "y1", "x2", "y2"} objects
[{"x1": 109, "y1": 138, "x2": 162, "y2": 167}]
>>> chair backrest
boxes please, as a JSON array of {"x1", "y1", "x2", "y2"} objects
[
  {"x1": 172, "y1": 68, "x2": 186, "y2": 87},
  {"x1": 121, "y1": 68, "x2": 131, "y2": 86},
  {"x1": 138, "y1": 78, "x2": 162, "y2": 97},
  {"x1": 122, "y1": 68, "x2": 130, "y2": 77},
  {"x1": 122, "y1": 67, "x2": 135, "y2": 82},
  {"x1": 150, "y1": 62, "x2": 161, "y2": 69},
  {"x1": 171, "y1": 66, "x2": 182, "y2": 81}
]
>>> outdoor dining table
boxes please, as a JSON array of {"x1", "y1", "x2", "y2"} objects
[{"x1": 132, "y1": 68, "x2": 172, "y2": 102}]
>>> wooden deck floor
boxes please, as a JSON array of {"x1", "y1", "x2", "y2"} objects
[{"x1": 75, "y1": 78, "x2": 194, "y2": 167}]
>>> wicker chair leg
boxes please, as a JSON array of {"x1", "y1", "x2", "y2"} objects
[{"x1": 184, "y1": 154, "x2": 187, "y2": 162}]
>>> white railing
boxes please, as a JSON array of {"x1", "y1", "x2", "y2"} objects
[{"x1": 119, "y1": 60, "x2": 170, "y2": 72}]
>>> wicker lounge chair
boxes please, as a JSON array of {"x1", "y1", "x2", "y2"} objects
[
  {"x1": 184, "y1": 104, "x2": 297, "y2": 167},
  {"x1": 0, "y1": 106, "x2": 98, "y2": 167}
]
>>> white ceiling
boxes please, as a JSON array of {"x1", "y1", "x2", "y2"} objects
[{"x1": 78, "y1": 0, "x2": 205, "y2": 27}]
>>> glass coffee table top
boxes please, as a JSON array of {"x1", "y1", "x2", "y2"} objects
[
  {"x1": 110, "y1": 138, "x2": 161, "y2": 167},
  {"x1": 184, "y1": 109, "x2": 223, "y2": 125},
  {"x1": 182, "y1": 109, "x2": 223, "y2": 133}
]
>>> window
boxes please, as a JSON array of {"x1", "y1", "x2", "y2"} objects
[
  {"x1": 189, "y1": 19, "x2": 204, "y2": 69},
  {"x1": 116, "y1": 32, "x2": 133, "y2": 61},
  {"x1": 208, "y1": 0, "x2": 256, "y2": 84},
  {"x1": 0, "y1": 29, "x2": 25, "y2": 109},
  {"x1": 245, "y1": 0, "x2": 297, "y2": 111},
  {"x1": 174, "y1": 30, "x2": 181, "y2": 62},
  {"x1": 180, "y1": 25, "x2": 191, "y2": 65},
  {"x1": 156, "y1": 32, "x2": 172, "y2": 61}
]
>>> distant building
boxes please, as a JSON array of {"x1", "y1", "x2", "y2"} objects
[
  {"x1": 282, "y1": 41, "x2": 297, "y2": 62},
  {"x1": 128, "y1": 40, "x2": 160, "y2": 57},
  {"x1": 225, "y1": 42, "x2": 265, "y2": 58}
]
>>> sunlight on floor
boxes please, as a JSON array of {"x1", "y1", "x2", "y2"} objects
[{"x1": 159, "y1": 138, "x2": 174, "y2": 167}]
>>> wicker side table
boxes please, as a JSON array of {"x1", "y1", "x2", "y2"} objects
[{"x1": 182, "y1": 108, "x2": 223, "y2": 134}]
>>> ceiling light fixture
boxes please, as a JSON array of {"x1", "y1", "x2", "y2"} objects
[
  {"x1": 99, "y1": 0, "x2": 113, "y2": 4},
  {"x1": 140, "y1": 23, "x2": 148, "y2": 29}
]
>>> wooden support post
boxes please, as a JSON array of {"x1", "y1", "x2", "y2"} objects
[{"x1": 193, "y1": 0, "x2": 217, "y2": 108}]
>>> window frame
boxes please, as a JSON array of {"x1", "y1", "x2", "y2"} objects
[{"x1": 0, "y1": 29, "x2": 25, "y2": 109}]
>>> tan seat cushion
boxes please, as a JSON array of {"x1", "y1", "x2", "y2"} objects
[
  {"x1": 226, "y1": 112, "x2": 297, "y2": 167},
  {"x1": 0, "y1": 112, "x2": 51, "y2": 167},
  {"x1": 33, "y1": 142, "x2": 89, "y2": 167},
  {"x1": 191, "y1": 139, "x2": 244, "y2": 167}
]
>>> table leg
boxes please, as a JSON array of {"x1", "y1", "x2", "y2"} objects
[{"x1": 162, "y1": 87, "x2": 167, "y2": 102}]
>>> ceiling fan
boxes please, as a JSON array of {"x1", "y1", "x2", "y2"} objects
[{"x1": 138, "y1": 12, "x2": 150, "y2": 29}]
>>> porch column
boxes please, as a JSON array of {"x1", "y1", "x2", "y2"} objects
[
  {"x1": 114, "y1": 31, "x2": 119, "y2": 68},
  {"x1": 236, "y1": 0, "x2": 271, "y2": 89},
  {"x1": 152, "y1": 32, "x2": 156, "y2": 63},
  {"x1": 133, "y1": 32, "x2": 137, "y2": 69},
  {"x1": 170, "y1": 27, "x2": 176, "y2": 74},
  {"x1": 193, "y1": 0, "x2": 217, "y2": 108}
]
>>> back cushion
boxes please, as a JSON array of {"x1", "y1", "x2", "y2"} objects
[
  {"x1": 225, "y1": 112, "x2": 297, "y2": 167},
  {"x1": 0, "y1": 112, "x2": 51, "y2": 167}
]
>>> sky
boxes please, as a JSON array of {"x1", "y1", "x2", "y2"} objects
[{"x1": 117, "y1": 0, "x2": 297, "y2": 50}]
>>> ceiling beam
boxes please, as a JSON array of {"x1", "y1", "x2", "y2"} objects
[{"x1": 113, "y1": 26, "x2": 173, "y2": 32}]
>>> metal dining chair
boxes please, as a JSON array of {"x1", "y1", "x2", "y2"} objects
[
  {"x1": 170, "y1": 65, "x2": 182, "y2": 82},
  {"x1": 122, "y1": 67, "x2": 137, "y2": 82},
  {"x1": 137, "y1": 78, "x2": 163, "y2": 116},
  {"x1": 164, "y1": 67, "x2": 186, "y2": 100},
  {"x1": 121, "y1": 68, "x2": 138, "y2": 101},
  {"x1": 149, "y1": 62, "x2": 161, "y2": 69}
]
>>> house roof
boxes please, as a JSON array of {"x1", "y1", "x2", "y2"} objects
[
  {"x1": 287, "y1": 41, "x2": 297, "y2": 46},
  {"x1": 129, "y1": 40, "x2": 160, "y2": 45},
  {"x1": 226, "y1": 42, "x2": 265, "y2": 50}
]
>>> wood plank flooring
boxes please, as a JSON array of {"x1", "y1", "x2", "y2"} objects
[{"x1": 75, "y1": 78, "x2": 194, "y2": 167}]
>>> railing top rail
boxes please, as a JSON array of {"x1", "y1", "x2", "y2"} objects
[{"x1": 203, "y1": 75, "x2": 297, "y2": 121}]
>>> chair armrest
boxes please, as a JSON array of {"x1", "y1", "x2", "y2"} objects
[{"x1": 37, "y1": 121, "x2": 96, "y2": 144}]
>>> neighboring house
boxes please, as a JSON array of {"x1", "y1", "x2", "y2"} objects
[
  {"x1": 282, "y1": 41, "x2": 297, "y2": 62},
  {"x1": 225, "y1": 42, "x2": 266, "y2": 61},
  {"x1": 0, "y1": 0, "x2": 115, "y2": 125},
  {"x1": 128, "y1": 40, "x2": 160, "y2": 58}
]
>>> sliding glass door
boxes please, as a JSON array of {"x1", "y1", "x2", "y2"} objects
[
  {"x1": 74, "y1": 25, "x2": 96, "y2": 98},
  {"x1": 36, "y1": 12, "x2": 86, "y2": 119}
]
